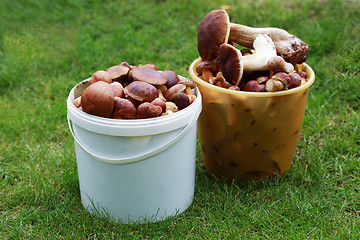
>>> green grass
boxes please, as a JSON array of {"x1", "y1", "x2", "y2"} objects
[{"x1": 1, "y1": 0, "x2": 359, "y2": 238}]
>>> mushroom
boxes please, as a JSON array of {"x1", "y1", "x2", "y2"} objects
[
  {"x1": 219, "y1": 43, "x2": 243, "y2": 86},
  {"x1": 243, "y1": 80, "x2": 266, "y2": 92},
  {"x1": 110, "y1": 81, "x2": 125, "y2": 98},
  {"x1": 137, "y1": 102, "x2": 162, "y2": 119},
  {"x1": 265, "y1": 72, "x2": 291, "y2": 92},
  {"x1": 81, "y1": 81, "x2": 115, "y2": 118},
  {"x1": 163, "y1": 84, "x2": 186, "y2": 101},
  {"x1": 89, "y1": 70, "x2": 112, "y2": 85},
  {"x1": 131, "y1": 68, "x2": 168, "y2": 86},
  {"x1": 162, "y1": 70, "x2": 180, "y2": 89},
  {"x1": 228, "y1": 22, "x2": 309, "y2": 64},
  {"x1": 218, "y1": 34, "x2": 294, "y2": 86},
  {"x1": 267, "y1": 55, "x2": 294, "y2": 76},
  {"x1": 288, "y1": 72, "x2": 302, "y2": 89},
  {"x1": 124, "y1": 81, "x2": 159, "y2": 102},
  {"x1": 112, "y1": 97, "x2": 137, "y2": 119},
  {"x1": 163, "y1": 101, "x2": 178, "y2": 115},
  {"x1": 137, "y1": 63, "x2": 157, "y2": 70},
  {"x1": 174, "y1": 92, "x2": 191, "y2": 110},
  {"x1": 195, "y1": 60, "x2": 217, "y2": 82},
  {"x1": 73, "y1": 96, "x2": 81, "y2": 108},
  {"x1": 106, "y1": 64, "x2": 130, "y2": 82},
  {"x1": 151, "y1": 97, "x2": 166, "y2": 112},
  {"x1": 197, "y1": 9, "x2": 230, "y2": 62}
]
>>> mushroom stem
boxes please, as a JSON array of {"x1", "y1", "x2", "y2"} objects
[
  {"x1": 201, "y1": 68, "x2": 214, "y2": 82},
  {"x1": 241, "y1": 34, "x2": 276, "y2": 71},
  {"x1": 229, "y1": 23, "x2": 309, "y2": 64}
]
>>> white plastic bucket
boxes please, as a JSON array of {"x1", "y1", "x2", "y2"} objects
[{"x1": 67, "y1": 77, "x2": 202, "y2": 224}]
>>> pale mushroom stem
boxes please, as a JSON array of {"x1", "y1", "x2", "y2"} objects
[{"x1": 228, "y1": 23, "x2": 309, "y2": 64}]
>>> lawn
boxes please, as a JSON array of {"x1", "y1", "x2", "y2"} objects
[{"x1": 1, "y1": 0, "x2": 359, "y2": 239}]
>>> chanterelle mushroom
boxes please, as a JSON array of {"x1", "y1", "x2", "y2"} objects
[{"x1": 228, "y1": 23, "x2": 309, "y2": 64}]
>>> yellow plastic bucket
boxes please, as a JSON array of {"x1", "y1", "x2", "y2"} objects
[{"x1": 189, "y1": 58, "x2": 315, "y2": 182}]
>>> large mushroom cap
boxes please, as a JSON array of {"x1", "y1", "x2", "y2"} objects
[
  {"x1": 197, "y1": 9, "x2": 230, "y2": 61},
  {"x1": 131, "y1": 68, "x2": 168, "y2": 85},
  {"x1": 219, "y1": 43, "x2": 243, "y2": 86},
  {"x1": 124, "y1": 81, "x2": 159, "y2": 102},
  {"x1": 81, "y1": 81, "x2": 115, "y2": 118}
]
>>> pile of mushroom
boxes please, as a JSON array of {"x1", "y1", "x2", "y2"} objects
[
  {"x1": 196, "y1": 9, "x2": 309, "y2": 92},
  {"x1": 73, "y1": 62, "x2": 197, "y2": 119}
]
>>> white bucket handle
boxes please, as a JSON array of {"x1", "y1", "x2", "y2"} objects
[{"x1": 67, "y1": 113, "x2": 198, "y2": 165}]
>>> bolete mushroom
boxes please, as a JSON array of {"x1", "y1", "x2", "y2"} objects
[
  {"x1": 131, "y1": 68, "x2": 168, "y2": 86},
  {"x1": 174, "y1": 92, "x2": 191, "y2": 110},
  {"x1": 89, "y1": 70, "x2": 112, "y2": 85},
  {"x1": 106, "y1": 64, "x2": 129, "y2": 82},
  {"x1": 219, "y1": 43, "x2": 243, "y2": 86},
  {"x1": 81, "y1": 81, "x2": 115, "y2": 118},
  {"x1": 112, "y1": 97, "x2": 137, "y2": 119},
  {"x1": 110, "y1": 81, "x2": 125, "y2": 98},
  {"x1": 137, "y1": 102, "x2": 162, "y2": 119},
  {"x1": 124, "y1": 81, "x2": 159, "y2": 102},
  {"x1": 197, "y1": 9, "x2": 230, "y2": 61},
  {"x1": 162, "y1": 70, "x2": 180, "y2": 89},
  {"x1": 164, "y1": 84, "x2": 186, "y2": 101},
  {"x1": 195, "y1": 60, "x2": 217, "y2": 82},
  {"x1": 228, "y1": 22, "x2": 309, "y2": 64},
  {"x1": 243, "y1": 80, "x2": 266, "y2": 92}
]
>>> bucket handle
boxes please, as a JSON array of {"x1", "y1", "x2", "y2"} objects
[{"x1": 67, "y1": 113, "x2": 198, "y2": 165}]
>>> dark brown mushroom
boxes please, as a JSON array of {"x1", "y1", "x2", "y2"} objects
[
  {"x1": 219, "y1": 43, "x2": 243, "y2": 86},
  {"x1": 124, "y1": 81, "x2": 159, "y2": 102},
  {"x1": 81, "y1": 81, "x2": 115, "y2": 118},
  {"x1": 197, "y1": 9, "x2": 230, "y2": 61},
  {"x1": 174, "y1": 92, "x2": 191, "y2": 110},
  {"x1": 112, "y1": 97, "x2": 137, "y2": 119}
]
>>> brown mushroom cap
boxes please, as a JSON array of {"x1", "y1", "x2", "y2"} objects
[
  {"x1": 90, "y1": 70, "x2": 112, "y2": 85},
  {"x1": 219, "y1": 43, "x2": 243, "y2": 86},
  {"x1": 197, "y1": 9, "x2": 230, "y2": 61},
  {"x1": 267, "y1": 55, "x2": 286, "y2": 73},
  {"x1": 162, "y1": 70, "x2": 180, "y2": 89},
  {"x1": 164, "y1": 84, "x2": 186, "y2": 101},
  {"x1": 137, "y1": 102, "x2": 162, "y2": 119},
  {"x1": 137, "y1": 64, "x2": 157, "y2": 70},
  {"x1": 81, "y1": 81, "x2": 115, "y2": 118},
  {"x1": 174, "y1": 92, "x2": 190, "y2": 110},
  {"x1": 195, "y1": 60, "x2": 217, "y2": 75},
  {"x1": 106, "y1": 65, "x2": 129, "y2": 81},
  {"x1": 112, "y1": 97, "x2": 137, "y2": 119},
  {"x1": 243, "y1": 80, "x2": 266, "y2": 92},
  {"x1": 131, "y1": 68, "x2": 168, "y2": 85},
  {"x1": 110, "y1": 82, "x2": 124, "y2": 98},
  {"x1": 151, "y1": 97, "x2": 166, "y2": 112},
  {"x1": 124, "y1": 81, "x2": 159, "y2": 102}
]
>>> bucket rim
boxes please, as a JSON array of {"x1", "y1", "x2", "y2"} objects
[{"x1": 189, "y1": 57, "x2": 315, "y2": 97}]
